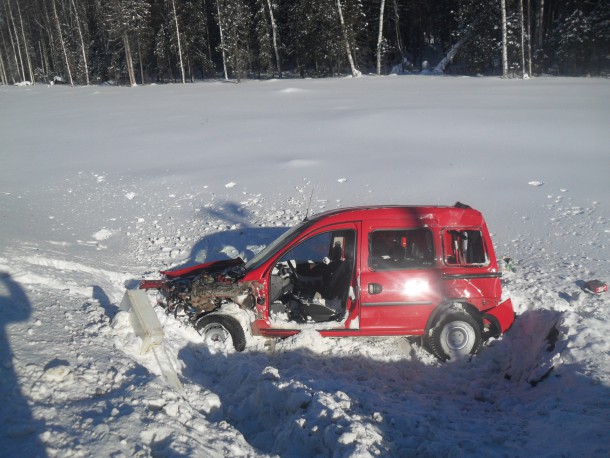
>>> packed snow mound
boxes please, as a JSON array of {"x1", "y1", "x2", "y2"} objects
[{"x1": 1, "y1": 77, "x2": 609, "y2": 457}]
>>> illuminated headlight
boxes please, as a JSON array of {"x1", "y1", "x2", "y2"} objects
[{"x1": 403, "y1": 279, "x2": 430, "y2": 296}]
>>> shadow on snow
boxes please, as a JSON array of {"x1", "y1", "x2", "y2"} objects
[
  {"x1": 0, "y1": 272, "x2": 48, "y2": 457},
  {"x1": 176, "y1": 308, "x2": 609, "y2": 457}
]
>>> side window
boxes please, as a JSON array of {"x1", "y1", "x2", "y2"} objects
[
  {"x1": 443, "y1": 229, "x2": 488, "y2": 266},
  {"x1": 369, "y1": 229, "x2": 434, "y2": 270}
]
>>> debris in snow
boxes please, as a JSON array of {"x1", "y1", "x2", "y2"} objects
[{"x1": 584, "y1": 280, "x2": 607, "y2": 294}]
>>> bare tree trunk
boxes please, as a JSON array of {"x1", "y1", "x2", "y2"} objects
[
  {"x1": 137, "y1": 36, "x2": 145, "y2": 84},
  {"x1": 217, "y1": 1, "x2": 229, "y2": 80},
  {"x1": 536, "y1": 0, "x2": 544, "y2": 51},
  {"x1": 3, "y1": 8, "x2": 20, "y2": 82},
  {"x1": 6, "y1": 0, "x2": 26, "y2": 82},
  {"x1": 38, "y1": 40, "x2": 49, "y2": 77},
  {"x1": 203, "y1": 0, "x2": 212, "y2": 63},
  {"x1": 500, "y1": 0, "x2": 508, "y2": 78},
  {"x1": 170, "y1": 0, "x2": 186, "y2": 84},
  {"x1": 123, "y1": 33, "x2": 136, "y2": 86},
  {"x1": 16, "y1": 0, "x2": 34, "y2": 83},
  {"x1": 518, "y1": 0, "x2": 526, "y2": 78},
  {"x1": 265, "y1": 0, "x2": 281, "y2": 77},
  {"x1": 433, "y1": 27, "x2": 473, "y2": 74},
  {"x1": 0, "y1": 27, "x2": 16, "y2": 84},
  {"x1": 51, "y1": 0, "x2": 73, "y2": 85},
  {"x1": 70, "y1": 0, "x2": 89, "y2": 85},
  {"x1": 526, "y1": 0, "x2": 532, "y2": 76},
  {"x1": 392, "y1": 0, "x2": 404, "y2": 62},
  {"x1": 376, "y1": 0, "x2": 386, "y2": 75},
  {"x1": 43, "y1": 6, "x2": 58, "y2": 75},
  {"x1": 0, "y1": 50, "x2": 8, "y2": 85},
  {"x1": 336, "y1": 0, "x2": 360, "y2": 77}
]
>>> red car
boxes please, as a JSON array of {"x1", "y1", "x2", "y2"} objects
[{"x1": 140, "y1": 203, "x2": 515, "y2": 361}]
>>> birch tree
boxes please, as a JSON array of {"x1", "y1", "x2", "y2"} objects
[
  {"x1": 169, "y1": 0, "x2": 185, "y2": 84},
  {"x1": 433, "y1": 25, "x2": 475, "y2": 74},
  {"x1": 51, "y1": 0, "x2": 73, "y2": 85},
  {"x1": 6, "y1": 0, "x2": 25, "y2": 81},
  {"x1": 216, "y1": 0, "x2": 228, "y2": 79},
  {"x1": 107, "y1": 0, "x2": 150, "y2": 86},
  {"x1": 265, "y1": 0, "x2": 280, "y2": 77},
  {"x1": 15, "y1": 0, "x2": 33, "y2": 82},
  {"x1": 518, "y1": 0, "x2": 527, "y2": 78},
  {"x1": 336, "y1": 0, "x2": 360, "y2": 77},
  {"x1": 216, "y1": 0, "x2": 251, "y2": 82},
  {"x1": 526, "y1": 0, "x2": 532, "y2": 76},
  {"x1": 0, "y1": 46, "x2": 8, "y2": 84},
  {"x1": 253, "y1": 0, "x2": 273, "y2": 76},
  {"x1": 500, "y1": 0, "x2": 508, "y2": 78},
  {"x1": 376, "y1": 0, "x2": 386, "y2": 75},
  {"x1": 70, "y1": 0, "x2": 89, "y2": 85}
]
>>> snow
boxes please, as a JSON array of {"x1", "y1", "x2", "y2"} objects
[{"x1": 1, "y1": 76, "x2": 609, "y2": 457}]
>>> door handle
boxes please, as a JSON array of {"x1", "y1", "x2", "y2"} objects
[{"x1": 368, "y1": 283, "x2": 383, "y2": 295}]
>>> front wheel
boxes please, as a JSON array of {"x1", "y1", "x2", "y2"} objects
[
  {"x1": 426, "y1": 311, "x2": 482, "y2": 361},
  {"x1": 195, "y1": 315, "x2": 246, "y2": 352}
]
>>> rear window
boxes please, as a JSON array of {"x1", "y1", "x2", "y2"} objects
[
  {"x1": 443, "y1": 229, "x2": 488, "y2": 266},
  {"x1": 369, "y1": 229, "x2": 434, "y2": 270}
]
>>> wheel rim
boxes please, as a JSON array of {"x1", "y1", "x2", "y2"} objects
[
  {"x1": 441, "y1": 321, "x2": 475, "y2": 354},
  {"x1": 201, "y1": 323, "x2": 231, "y2": 349}
]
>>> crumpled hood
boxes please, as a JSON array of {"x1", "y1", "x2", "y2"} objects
[{"x1": 162, "y1": 257, "x2": 245, "y2": 279}]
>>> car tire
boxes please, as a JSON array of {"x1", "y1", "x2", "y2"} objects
[
  {"x1": 427, "y1": 311, "x2": 482, "y2": 361},
  {"x1": 482, "y1": 313, "x2": 502, "y2": 340},
  {"x1": 195, "y1": 315, "x2": 246, "y2": 352}
]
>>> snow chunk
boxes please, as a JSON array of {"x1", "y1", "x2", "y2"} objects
[
  {"x1": 42, "y1": 364, "x2": 72, "y2": 383},
  {"x1": 337, "y1": 178, "x2": 348, "y2": 183},
  {"x1": 125, "y1": 192, "x2": 136, "y2": 200},
  {"x1": 528, "y1": 181, "x2": 544, "y2": 187},
  {"x1": 225, "y1": 182, "x2": 237, "y2": 188},
  {"x1": 93, "y1": 228, "x2": 113, "y2": 241}
]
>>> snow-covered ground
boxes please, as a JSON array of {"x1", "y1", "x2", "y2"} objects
[{"x1": 1, "y1": 76, "x2": 609, "y2": 457}]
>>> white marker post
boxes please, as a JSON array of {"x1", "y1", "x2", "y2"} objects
[{"x1": 120, "y1": 288, "x2": 183, "y2": 392}]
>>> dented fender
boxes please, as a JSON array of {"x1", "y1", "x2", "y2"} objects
[{"x1": 484, "y1": 298, "x2": 515, "y2": 334}]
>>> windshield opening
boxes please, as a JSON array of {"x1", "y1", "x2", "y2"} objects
[{"x1": 244, "y1": 220, "x2": 313, "y2": 271}]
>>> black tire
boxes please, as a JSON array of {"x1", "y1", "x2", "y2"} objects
[
  {"x1": 426, "y1": 311, "x2": 482, "y2": 361},
  {"x1": 482, "y1": 313, "x2": 502, "y2": 340},
  {"x1": 195, "y1": 315, "x2": 246, "y2": 352}
]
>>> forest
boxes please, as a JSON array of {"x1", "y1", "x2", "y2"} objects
[{"x1": 1, "y1": 0, "x2": 608, "y2": 86}]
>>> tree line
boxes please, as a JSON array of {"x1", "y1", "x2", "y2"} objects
[{"x1": 1, "y1": 0, "x2": 608, "y2": 86}]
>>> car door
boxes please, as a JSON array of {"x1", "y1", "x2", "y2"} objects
[
  {"x1": 359, "y1": 221, "x2": 441, "y2": 333},
  {"x1": 265, "y1": 222, "x2": 361, "y2": 329}
]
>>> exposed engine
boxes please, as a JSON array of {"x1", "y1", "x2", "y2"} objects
[{"x1": 152, "y1": 263, "x2": 254, "y2": 323}]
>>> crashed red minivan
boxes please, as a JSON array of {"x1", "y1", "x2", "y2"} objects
[{"x1": 140, "y1": 203, "x2": 515, "y2": 360}]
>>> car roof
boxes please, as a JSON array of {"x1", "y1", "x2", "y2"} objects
[{"x1": 305, "y1": 204, "x2": 486, "y2": 228}]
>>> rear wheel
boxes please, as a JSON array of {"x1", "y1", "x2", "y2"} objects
[
  {"x1": 195, "y1": 315, "x2": 246, "y2": 352},
  {"x1": 426, "y1": 311, "x2": 481, "y2": 361}
]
